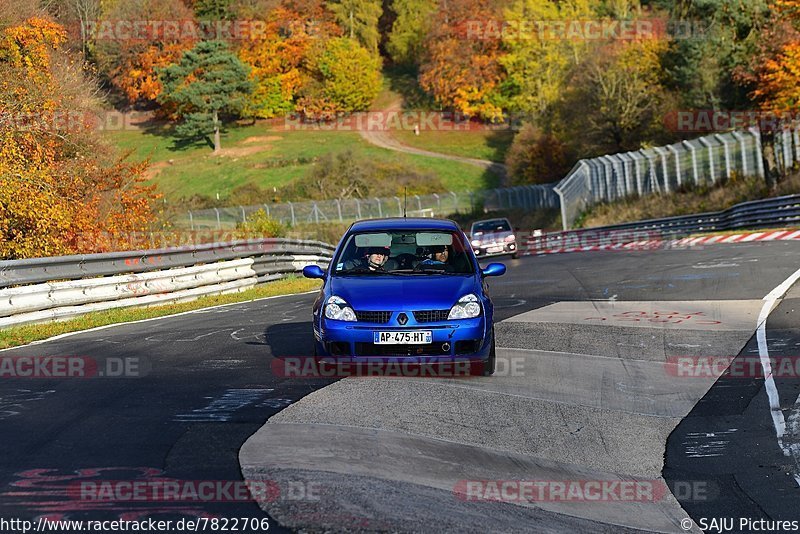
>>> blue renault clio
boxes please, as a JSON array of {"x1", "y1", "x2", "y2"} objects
[{"x1": 302, "y1": 218, "x2": 506, "y2": 376}]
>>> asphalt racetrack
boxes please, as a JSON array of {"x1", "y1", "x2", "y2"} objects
[{"x1": 1, "y1": 240, "x2": 799, "y2": 533}]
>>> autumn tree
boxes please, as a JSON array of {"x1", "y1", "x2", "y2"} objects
[
  {"x1": 735, "y1": 0, "x2": 800, "y2": 112},
  {"x1": 0, "y1": 16, "x2": 159, "y2": 259},
  {"x1": 501, "y1": 0, "x2": 593, "y2": 121},
  {"x1": 419, "y1": 0, "x2": 509, "y2": 120},
  {"x1": 559, "y1": 38, "x2": 671, "y2": 155},
  {"x1": 158, "y1": 40, "x2": 254, "y2": 152},
  {"x1": 298, "y1": 36, "x2": 381, "y2": 117},
  {"x1": 93, "y1": 0, "x2": 197, "y2": 106},
  {"x1": 662, "y1": 0, "x2": 770, "y2": 109},
  {"x1": 326, "y1": 0, "x2": 382, "y2": 54},
  {"x1": 236, "y1": 4, "x2": 340, "y2": 119},
  {"x1": 386, "y1": 0, "x2": 436, "y2": 66}
]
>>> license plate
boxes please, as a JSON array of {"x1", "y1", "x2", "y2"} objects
[
  {"x1": 374, "y1": 331, "x2": 432, "y2": 345},
  {"x1": 487, "y1": 246, "x2": 503, "y2": 253}
]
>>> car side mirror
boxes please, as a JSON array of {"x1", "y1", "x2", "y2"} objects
[
  {"x1": 303, "y1": 265, "x2": 326, "y2": 279},
  {"x1": 481, "y1": 263, "x2": 506, "y2": 277}
]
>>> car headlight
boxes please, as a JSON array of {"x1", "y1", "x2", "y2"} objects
[
  {"x1": 448, "y1": 294, "x2": 482, "y2": 319},
  {"x1": 325, "y1": 296, "x2": 357, "y2": 322},
  {"x1": 471, "y1": 239, "x2": 481, "y2": 248}
]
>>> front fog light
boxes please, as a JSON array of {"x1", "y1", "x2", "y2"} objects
[{"x1": 448, "y1": 294, "x2": 482, "y2": 319}]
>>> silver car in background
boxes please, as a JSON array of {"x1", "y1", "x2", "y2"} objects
[{"x1": 469, "y1": 218, "x2": 518, "y2": 259}]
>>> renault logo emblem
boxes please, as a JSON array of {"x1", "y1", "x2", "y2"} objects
[{"x1": 397, "y1": 313, "x2": 408, "y2": 325}]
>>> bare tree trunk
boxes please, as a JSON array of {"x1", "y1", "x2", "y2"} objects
[{"x1": 213, "y1": 111, "x2": 221, "y2": 153}]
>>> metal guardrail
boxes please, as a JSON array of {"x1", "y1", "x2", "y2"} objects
[
  {"x1": 0, "y1": 238, "x2": 334, "y2": 328},
  {"x1": 0, "y1": 238, "x2": 335, "y2": 288},
  {"x1": 524, "y1": 194, "x2": 800, "y2": 251}
]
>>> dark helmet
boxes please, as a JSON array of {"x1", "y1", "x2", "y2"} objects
[
  {"x1": 366, "y1": 246, "x2": 390, "y2": 269},
  {"x1": 366, "y1": 246, "x2": 390, "y2": 256}
]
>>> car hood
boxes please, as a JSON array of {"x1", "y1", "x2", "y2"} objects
[
  {"x1": 472, "y1": 231, "x2": 513, "y2": 243},
  {"x1": 330, "y1": 275, "x2": 477, "y2": 311}
]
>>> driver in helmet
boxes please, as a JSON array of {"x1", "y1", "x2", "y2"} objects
[
  {"x1": 417, "y1": 245, "x2": 453, "y2": 271},
  {"x1": 345, "y1": 246, "x2": 394, "y2": 272}
]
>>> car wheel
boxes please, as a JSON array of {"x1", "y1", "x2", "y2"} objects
[{"x1": 482, "y1": 329, "x2": 496, "y2": 376}]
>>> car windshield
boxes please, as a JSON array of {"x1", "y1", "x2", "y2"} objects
[
  {"x1": 333, "y1": 230, "x2": 474, "y2": 275},
  {"x1": 472, "y1": 220, "x2": 511, "y2": 235}
]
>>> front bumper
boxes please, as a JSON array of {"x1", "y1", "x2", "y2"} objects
[
  {"x1": 473, "y1": 241, "x2": 517, "y2": 257},
  {"x1": 315, "y1": 314, "x2": 491, "y2": 362}
]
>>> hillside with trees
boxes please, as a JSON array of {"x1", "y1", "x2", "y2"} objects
[{"x1": 1, "y1": 0, "x2": 799, "y2": 257}]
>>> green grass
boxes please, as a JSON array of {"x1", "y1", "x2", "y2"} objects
[
  {"x1": 0, "y1": 277, "x2": 321, "y2": 350},
  {"x1": 392, "y1": 129, "x2": 515, "y2": 164},
  {"x1": 107, "y1": 121, "x2": 497, "y2": 200}
]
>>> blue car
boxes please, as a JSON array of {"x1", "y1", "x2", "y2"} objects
[{"x1": 302, "y1": 218, "x2": 506, "y2": 376}]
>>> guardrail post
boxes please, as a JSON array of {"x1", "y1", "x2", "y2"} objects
[
  {"x1": 375, "y1": 198, "x2": 382, "y2": 218},
  {"x1": 415, "y1": 195, "x2": 422, "y2": 211},
  {"x1": 213, "y1": 208, "x2": 221, "y2": 230},
  {"x1": 640, "y1": 150, "x2": 658, "y2": 194},
  {"x1": 355, "y1": 199, "x2": 362, "y2": 219},
  {"x1": 601, "y1": 156, "x2": 613, "y2": 200},
  {"x1": 335, "y1": 199, "x2": 343, "y2": 221},
  {"x1": 652, "y1": 148, "x2": 669, "y2": 193},
  {"x1": 313, "y1": 203, "x2": 319, "y2": 224},
  {"x1": 433, "y1": 193, "x2": 440, "y2": 213},
  {"x1": 394, "y1": 196, "x2": 402, "y2": 216},
  {"x1": 451, "y1": 191, "x2": 458, "y2": 212},
  {"x1": 682, "y1": 141, "x2": 700, "y2": 185},
  {"x1": 666, "y1": 145, "x2": 682, "y2": 187},
  {"x1": 632, "y1": 153, "x2": 643, "y2": 196},
  {"x1": 782, "y1": 127, "x2": 792, "y2": 173},
  {"x1": 241, "y1": 206, "x2": 247, "y2": 223},
  {"x1": 188, "y1": 211, "x2": 194, "y2": 231},
  {"x1": 619, "y1": 153, "x2": 634, "y2": 196},
  {"x1": 698, "y1": 137, "x2": 716, "y2": 184},
  {"x1": 748, "y1": 127, "x2": 766, "y2": 178},
  {"x1": 794, "y1": 125, "x2": 800, "y2": 165},
  {"x1": 715, "y1": 134, "x2": 732, "y2": 179},
  {"x1": 288, "y1": 202, "x2": 296, "y2": 226},
  {"x1": 731, "y1": 131, "x2": 749, "y2": 176},
  {"x1": 263, "y1": 204, "x2": 270, "y2": 218},
  {"x1": 556, "y1": 188, "x2": 568, "y2": 231}
]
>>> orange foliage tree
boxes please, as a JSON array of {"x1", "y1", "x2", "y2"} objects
[
  {"x1": 0, "y1": 17, "x2": 160, "y2": 259},
  {"x1": 237, "y1": 5, "x2": 340, "y2": 119},
  {"x1": 93, "y1": 0, "x2": 196, "y2": 106},
  {"x1": 418, "y1": 0, "x2": 508, "y2": 121},
  {"x1": 736, "y1": 0, "x2": 800, "y2": 112}
]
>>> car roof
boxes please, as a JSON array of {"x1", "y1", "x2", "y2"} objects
[{"x1": 348, "y1": 218, "x2": 461, "y2": 233}]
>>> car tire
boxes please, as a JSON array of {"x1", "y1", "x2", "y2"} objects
[{"x1": 482, "y1": 329, "x2": 496, "y2": 376}]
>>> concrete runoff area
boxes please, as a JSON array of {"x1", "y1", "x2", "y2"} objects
[{"x1": 241, "y1": 300, "x2": 764, "y2": 532}]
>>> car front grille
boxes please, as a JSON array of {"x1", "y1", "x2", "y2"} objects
[
  {"x1": 355, "y1": 311, "x2": 392, "y2": 324},
  {"x1": 413, "y1": 310, "x2": 450, "y2": 323}
]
